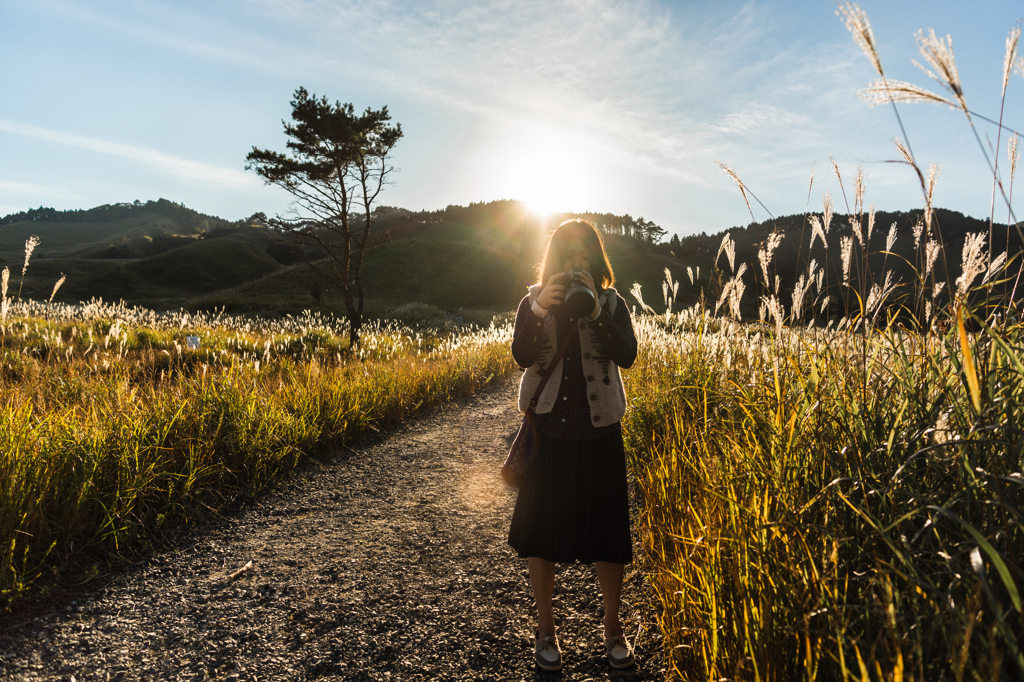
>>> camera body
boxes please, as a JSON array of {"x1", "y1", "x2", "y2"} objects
[{"x1": 561, "y1": 267, "x2": 596, "y2": 318}]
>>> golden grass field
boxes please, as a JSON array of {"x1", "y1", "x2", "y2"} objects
[
  {"x1": 0, "y1": 300, "x2": 517, "y2": 603},
  {"x1": 2, "y1": 4, "x2": 1022, "y2": 679}
]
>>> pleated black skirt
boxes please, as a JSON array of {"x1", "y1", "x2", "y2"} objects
[{"x1": 507, "y1": 428, "x2": 633, "y2": 565}]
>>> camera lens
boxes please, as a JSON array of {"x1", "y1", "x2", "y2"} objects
[{"x1": 564, "y1": 269, "x2": 595, "y2": 317}]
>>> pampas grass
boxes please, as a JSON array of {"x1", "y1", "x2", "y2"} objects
[
  {"x1": 626, "y1": 5, "x2": 1024, "y2": 679},
  {"x1": 0, "y1": 300, "x2": 516, "y2": 604},
  {"x1": 1, "y1": 268, "x2": 8, "y2": 324},
  {"x1": 16, "y1": 235, "x2": 39, "y2": 304}
]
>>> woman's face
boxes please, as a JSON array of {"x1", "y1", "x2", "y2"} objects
[{"x1": 561, "y1": 239, "x2": 592, "y2": 274}]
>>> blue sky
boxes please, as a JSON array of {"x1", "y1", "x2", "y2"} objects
[{"x1": 1, "y1": 0, "x2": 1022, "y2": 237}]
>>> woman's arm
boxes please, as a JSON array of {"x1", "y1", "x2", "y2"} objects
[
  {"x1": 588, "y1": 294, "x2": 637, "y2": 369},
  {"x1": 511, "y1": 296, "x2": 546, "y2": 368}
]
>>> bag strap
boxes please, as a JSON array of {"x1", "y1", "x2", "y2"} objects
[{"x1": 528, "y1": 324, "x2": 578, "y2": 411}]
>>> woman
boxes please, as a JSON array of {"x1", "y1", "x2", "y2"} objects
[{"x1": 508, "y1": 218, "x2": 637, "y2": 672}]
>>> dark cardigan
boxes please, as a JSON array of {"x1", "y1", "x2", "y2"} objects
[{"x1": 511, "y1": 292, "x2": 637, "y2": 440}]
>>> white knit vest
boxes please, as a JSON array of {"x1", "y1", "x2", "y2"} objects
[{"x1": 517, "y1": 285, "x2": 628, "y2": 427}]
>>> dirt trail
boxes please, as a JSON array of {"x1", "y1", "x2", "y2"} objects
[{"x1": 0, "y1": 379, "x2": 665, "y2": 681}]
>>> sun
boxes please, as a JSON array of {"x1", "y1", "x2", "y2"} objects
[{"x1": 496, "y1": 126, "x2": 602, "y2": 217}]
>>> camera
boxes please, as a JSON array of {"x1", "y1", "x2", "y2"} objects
[{"x1": 560, "y1": 267, "x2": 596, "y2": 318}]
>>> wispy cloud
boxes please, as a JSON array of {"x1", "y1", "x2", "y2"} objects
[
  {"x1": 56, "y1": 2, "x2": 750, "y2": 158},
  {"x1": 279, "y1": 1, "x2": 851, "y2": 180},
  {"x1": 0, "y1": 118, "x2": 258, "y2": 189},
  {"x1": 0, "y1": 179, "x2": 79, "y2": 201},
  {"x1": 21, "y1": 0, "x2": 876, "y2": 227},
  {"x1": 41, "y1": 0, "x2": 297, "y2": 77},
  {"x1": 244, "y1": 1, "x2": 778, "y2": 182}
]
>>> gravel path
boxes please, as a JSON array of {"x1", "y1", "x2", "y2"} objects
[{"x1": 0, "y1": 379, "x2": 666, "y2": 681}]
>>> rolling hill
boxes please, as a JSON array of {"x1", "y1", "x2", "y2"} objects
[
  {"x1": 2, "y1": 199, "x2": 1015, "y2": 320},
  {"x1": 0, "y1": 199, "x2": 690, "y2": 317}
]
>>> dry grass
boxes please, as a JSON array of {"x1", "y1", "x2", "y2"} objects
[
  {"x1": 0, "y1": 300, "x2": 516, "y2": 604},
  {"x1": 619, "y1": 6, "x2": 1024, "y2": 678},
  {"x1": 623, "y1": 309, "x2": 1022, "y2": 680}
]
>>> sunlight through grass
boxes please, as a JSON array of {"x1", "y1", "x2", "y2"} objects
[{"x1": 0, "y1": 302, "x2": 516, "y2": 604}]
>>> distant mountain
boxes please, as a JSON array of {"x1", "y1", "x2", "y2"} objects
[
  {"x1": 0, "y1": 199, "x2": 232, "y2": 229},
  {"x1": 0, "y1": 199, "x2": 680, "y2": 315},
  {"x1": 0, "y1": 199, "x2": 283, "y2": 309},
  {"x1": 662, "y1": 208, "x2": 1022, "y2": 318},
  {"x1": 183, "y1": 201, "x2": 687, "y2": 317},
  {"x1": 3, "y1": 199, "x2": 1014, "y2": 318}
]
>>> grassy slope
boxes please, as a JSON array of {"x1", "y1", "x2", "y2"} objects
[
  {"x1": 5, "y1": 219, "x2": 284, "y2": 305},
  {"x1": 85, "y1": 239, "x2": 283, "y2": 306},
  {"x1": 194, "y1": 221, "x2": 692, "y2": 317},
  {"x1": 604, "y1": 235, "x2": 692, "y2": 312},
  {"x1": 5, "y1": 201, "x2": 1007, "y2": 318},
  {"x1": 1, "y1": 201, "x2": 708, "y2": 316},
  {"x1": 190, "y1": 220, "x2": 541, "y2": 315},
  {"x1": 0, "y1": 208, "x2": 191, "y2": 262}
]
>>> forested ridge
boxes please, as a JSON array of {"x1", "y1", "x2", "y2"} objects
[{"x1": 1, "y1": 198, "x2": 1016, "y2": 318}]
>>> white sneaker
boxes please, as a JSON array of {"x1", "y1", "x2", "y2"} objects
[
  {"x1": 605, "y1": 635, "x2": 635, "y2": 669},
  {"x1": 534, "y1": 633, "x2": 562, "y2": 672}
]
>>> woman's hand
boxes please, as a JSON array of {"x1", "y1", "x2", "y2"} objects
[
  {"x1": 536, "y1": 273, "x2": 565, "y2": 311},
  {"x1": 578, "y1": 271, "x2": 599, "y2": 300},
  {"x1": 578, "y1": 271, "x2": 601, "y2": 319}
]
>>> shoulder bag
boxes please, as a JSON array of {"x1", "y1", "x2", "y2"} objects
[{"x1": 501, "y1": 324, "x2": 578, "y2": 488}]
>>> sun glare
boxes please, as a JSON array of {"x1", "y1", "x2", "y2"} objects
[{"x1": 497, "y1": 126, "x2": 603, "y2": 217}]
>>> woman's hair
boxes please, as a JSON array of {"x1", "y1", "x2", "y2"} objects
[{"x1": 537, "y1": 218, "x2": 615, "y2": 289}]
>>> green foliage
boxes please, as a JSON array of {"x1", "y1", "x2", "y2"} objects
[
  {"x1": 387, "y1": 302, "x2": 451, "y2": 326},
  {"x1": 618, "y1": 7, "x2": 1024, "y2": 671},
  {"x1": 0, "y1": 199, "x2": 219, "y2": 228},
  {"x1": 246, "y1": 87, "x2": 404, "y2": 346},
  {"x1": 0, "y1": 209, "x2": 287, "y2": 308},
  {"x1": 89, "y1": 239, "x2": 282, "y2": 299},
  {"x1": 1, "y1": 197, "x2": 700, "y2": 317}
]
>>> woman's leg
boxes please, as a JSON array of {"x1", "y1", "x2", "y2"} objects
[
  {"x1": 528, "y1": 557, "x2": 557, "y2": 638},
  {"x1": 596, "y1": 561, "x2": 624, "y2": 638}
]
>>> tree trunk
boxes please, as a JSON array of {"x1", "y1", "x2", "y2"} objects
[{"x1": 348, "y1": 313, "x2": 361, "y2": 349}]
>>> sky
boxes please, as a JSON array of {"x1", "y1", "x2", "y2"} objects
[{"x1": 1, "y1": 0, "x2": 1022, "y2": 237}]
